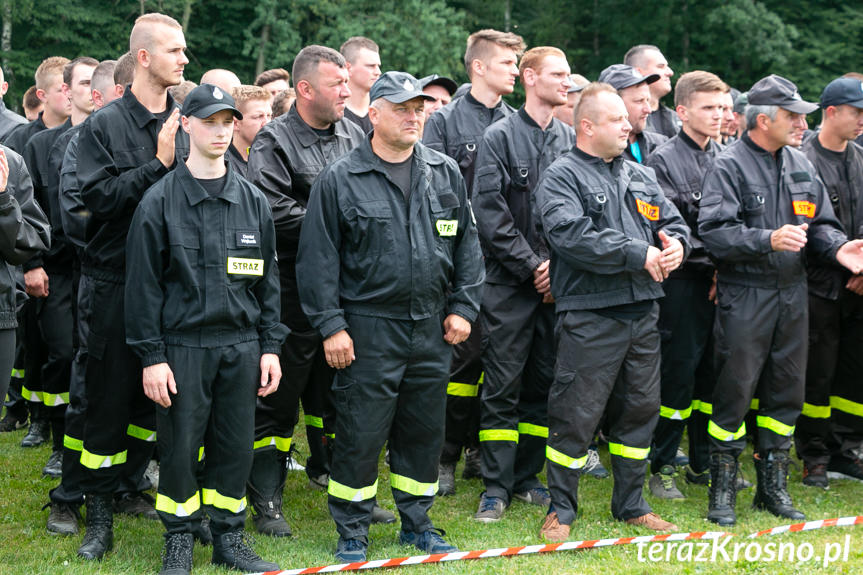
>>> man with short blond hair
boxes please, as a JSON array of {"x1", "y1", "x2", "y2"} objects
[
  {"x1": 3, "y1": 56, "x2": 70, "y2": 152},
  {"x1": 228, "y1": 85, "x2": 272, "y2": 177},
  {"x1": 471, "y1": 46, "x2": 574, "y2": 521},
  {"x1": 645, "y1": 71, "x2": 729, "y2": 498},
  {"x1": 340, "y1": 36, "x2": 381, "y2": 133},
  {"x1": 75, "y1": 12, "x2": 190, "y2": 560},
  {"x1": 424, "y1": 29, "x2": 525, "y2": 495},
  {"x1": 536, "y1": 82, "x2": 688, "y2": 541}
]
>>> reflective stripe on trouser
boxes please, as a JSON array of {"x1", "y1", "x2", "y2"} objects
[
  {"x1": 329, "y1": 314, "x2": 449, "y2": 541},
  {"x1": 547, "y1": 307, "x2": 660, "y2": 526},
  {"x1": 710, "y1": 282, "x2": 806, "y2": 457},
  {"x1": 252, "y1": 326, "x2": 333, "y2": 495},
  {"x1": 797, "y1": 292, "x2": 863, "y2": 464},
  {"x1": 156, "y1": 342, "x2": 258, "y2": 535},
  {"x1": 441, "y1": 321, "x2": 482, "y2": 465},
  {"x1": 81, "y1": 277, "x2": 155, "y2": 495},
  {"x1": 479, "y1": 283, "x2": 553, "y2": 502},
  {"x1": 652, "y1": 275, "x2": 715, "y2": 472}
]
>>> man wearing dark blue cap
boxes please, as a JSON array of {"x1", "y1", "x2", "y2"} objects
[
  {"x1": 297, "y1": 71, "x2": 483, "y2": 563},
  {"x1": 795, "y1": 76, "x2": 863, "y2": 488},
  {"x1": 126, "y1": 83, "x2": 287, "y2": 575},
  {"x1": 699, "y1": 74, "x2": 863, "y2": 526},
  {"x1": 598, "y1": 64, "x2": 668, "y2": 164}
]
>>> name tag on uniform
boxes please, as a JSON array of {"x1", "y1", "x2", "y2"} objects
[
  {"x1": 227, "y1": 257, "x2": 264, "y2": 276},
  {"x1": 792, "y1": 200, "x2": 815, "y2": 218},
  {"x1": 436, "y1": 220, "x2": 458, "y2": 236},
  {"x1": 236, "y1": 231, "x2": 259, "y2": 247},
  {"x1": 635, "y1": 198, "x2": 660, "y2": 221}
]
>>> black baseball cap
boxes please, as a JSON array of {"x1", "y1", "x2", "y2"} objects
[
  {"x1": 597, "y1": 64, "x2": 659, "y2": 91},
  {"x1": 820, "y1": 77, "x2": 863, "y2": 109},
  {"x1": 733, "y1": 91, "x2": 749, "y2": 114},
  {"x1": 748, "y1": 74, "x2": 818, "y2": 114},
  {"x1": 370, "y1": 72, "x2": 434, "y2": 104},
  {"x1": 420, "y1": 74, "x2": 459, "y2": 96},
  {"x1": 182, "y1": 83, "x2": 243, "y2": 119}
]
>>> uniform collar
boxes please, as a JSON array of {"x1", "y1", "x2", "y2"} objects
[
  {"x1": 288, "y1": 103, "x2": 355, "y2": 148},
  {"x1": 347, "y1": 133, "x2": 444, "y2": 175},
  {"x1": 123, "y1": 86, "x2": 179, "y2": 129},
  {"x1": 175, "y1": 159, "x2": 240, "y2": 205},
  {"x1": 678, "y1": 128, "x2": 714, "y2": 152}
]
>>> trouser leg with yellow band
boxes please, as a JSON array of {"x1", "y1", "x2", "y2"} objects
[
  {"x1": 156, "y1": 342, "x2": 258, "y2": 535},
  {"x1": 328, "y1": 314, "x2": 449, "y2": 542},
  {"x1": 546, "y1": 307, "x2": 660, "y2": 526},
  {"x1": 478, "y1": 283, "x2": 554, "y2": 502},
  {"x1": 709, "y1": 283, "x2": 806, "y2": 458}
]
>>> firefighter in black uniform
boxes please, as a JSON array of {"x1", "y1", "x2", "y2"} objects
[
  {"x1": 795, "y1": 77, "x2": 863, "y2": 487},
  {"x1": 245, "y1": 45, "x2": 385, "y2": 537},
  {"x1": 644, "y1": 71, "x2": 727, "y2": 498},
  {"x1": 535, "y1": 83, "x2": 689, "y2": 542},
  {"x1": 471, "y1": 47, "x2": 575, "y2": 522},
  {"x1": 423, "y1": 29, "x2": 525, "y2": 493},
  {"x1": 297, "y1": 72, "x2": 484, "y2": 563},
  {"x1": 74, "y1": 13, "x2": 190, "y2": 560},
  {"x1": 598, "y1": 64, "x2": 668, "y2": 164},
  {"x1": 698, "y1": 74, "x2": 863, "y2": 526},
  {"x1": 126, "y1": 83, "x2": 286, "y2": 575}
]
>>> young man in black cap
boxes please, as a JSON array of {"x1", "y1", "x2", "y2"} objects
[
  {"x1": 297, "y1": 71, "x2": 483, "y2": 563},
  {"x1": 795, "y1": 76, "x2": 863, "y2": 488},
  {"x1": 698, "y1": 74, "x2": 863, "y2": 526},
  {"x1": 598, "y1": 64, "x2": 667, "y2": 164},
  {"x1": 126, "y1": 83, "x2": 287, "y2": 575}
]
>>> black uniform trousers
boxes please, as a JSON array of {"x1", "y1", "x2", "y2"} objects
[
  {"x1": 479, "y1": 282, "x2": 553, "y2": 502},
  {"x1": 328, "y1": 313, "x2": 450, "y2": 541},
  {"x1": 253, "y1": 325, "x2": 332, "y2": 487},
  {"x1": 709, "y1": 282, "x2": 806, "y2": 457},
  {"x1": 0, "y1": 329, "x2": 16, "y2": 416},
  {"x1": 795, "y1": 291, "x2": 863, "y2": 465},
  {"x1": 80, "y1": 275, "x2": 155, "y2": 496},
  {"x1": 24, "y1": 271, "x2": 74, "y2": 451},
  {"x1": 652, "y1": 275, "x2": 715, "y2": 473},
  {"x1": 156, "y1": 341, "x2": 259, "y2": 535},
  {"x1": 440, "y1": 322, "x2": 482, "y2": 465},
  {"x1": 547, "y1": 307, "x2": 660, "y2": 526}
]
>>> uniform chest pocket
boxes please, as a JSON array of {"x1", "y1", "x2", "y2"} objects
[
  {"x1": 167, "y1": 226, "x2": 201, "y2": 286},
  {"x1": 787, "y1": 179, "x2": 817, "y2": 222},
  {"x1": 510, "y1": 165, "x2": 530, "y2": 192},
  {"x1": 429, "y1": 192, "x2": 460, "y2": 247},
  {"x1": 680, "y1": 179, "x2": 702, "y2": 203},
  {"x1": 345, "y1": 200, "x2": 396, "y2": 255},
  {"x1": 741, "y1": 184, "x2": 767, "y2": 220},
  {"x1": 226, "y1": 228, "x2": 264, "y2": 280},
  {"x1": 453, "y1": 141, "x2": 478, "y2": 171},
  {"x1": 585, "y1": 188, "x2": 608, "y2": 221}
]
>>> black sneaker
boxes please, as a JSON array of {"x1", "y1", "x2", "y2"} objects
[
  {"x1": 827, "y1": 456, "x2": 863, "y2": 482},
  {"x1": 42, "y1": 450, "x2": 63, "y2": 477},
  {"x1": 399, "y1": 528, "x2": 458, "y2": 554},
  {"x1": 0, "y1": 411, "x2": 27, "y2": 432},
  {"x1": 802, "y1": 462, "x2": 829, "y2": 489},
  {"x1": 335, "y1": 537, "x2": 368, "y2": 563},
  {"x1": 20, "y1": 420, "x2": 50, "y2": 448}
]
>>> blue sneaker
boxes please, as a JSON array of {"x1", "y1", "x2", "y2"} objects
[
  {"x1": 513, "y1": 486, "x2": 551, "y2": 506},
  {"x1": 399, "y1": 528, "x2": 458, "y2": 554},
  {"x1": 335, "y1": 537, "x2": 368, "y2": 563}
]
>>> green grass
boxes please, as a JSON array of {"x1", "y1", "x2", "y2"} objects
[{"x1": 2, "y1": 423, "x2": 863, "y2": 575}]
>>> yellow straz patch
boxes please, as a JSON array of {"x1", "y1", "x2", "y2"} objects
[
  {"x1": 436, "y1": 220, "x2": 458, "y2": 236},
  {"x1": 635, "y1": 198, "x2": 660, "y2": 221},
  {"x1": 792, "y1": 200, "x2": 815, "y2": 218},
  {"x1": 227, "y1": 257, "x2": 264, "y2": 276}
]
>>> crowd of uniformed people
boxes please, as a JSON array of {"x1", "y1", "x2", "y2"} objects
[{"x1": 1, "y1": 11, "x2": 862, "y2": 574}]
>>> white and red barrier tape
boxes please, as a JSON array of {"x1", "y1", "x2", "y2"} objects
[{"x1": 250, "y1": 515, "x2": 863, "y2": 575}]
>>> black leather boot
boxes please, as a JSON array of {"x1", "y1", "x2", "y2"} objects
[
  {"x1": 707, "y1": 453, "x2": 738, "y2": 526},
  {"x1": 77, "y1": 494, "x2": 114, "y2": 560},
  {"x1": 247, "y1": 450, "x2": 291, "y2": 537},
  {"x1": 211, "y1": 531, "x2": 279, "y2": 571},
  {"x1": 752, "y1": 451, "x2": 805, "y2": 520},
  {"x1": 159, "y1": 532, "x2": 193, "y2": 575}
]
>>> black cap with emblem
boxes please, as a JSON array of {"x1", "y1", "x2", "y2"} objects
[
  {"x1": 748, "y1": 74, "x2": 818, "y2": 114},
  {"x1": 182, "y1": 83, "x2": 243, "y2": 120},
  {"x1": 597, "y1": 64, "x2": 659, "y2": 91},
  {"x1": 370, "y1": 72, "x2": 435, "y2": 104}
]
